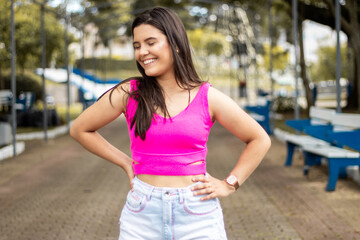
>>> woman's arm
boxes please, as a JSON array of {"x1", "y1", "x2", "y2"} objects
[
  {"x1": 70, "y1": 83, "x2": 134, "y2": 185},
  {"x1": 192, "y1": 86, "x2": 271, "y2": 200}
]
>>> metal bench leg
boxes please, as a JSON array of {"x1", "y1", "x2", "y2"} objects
[
  {"x1": 339, "y1": 167, "x2": 348, "y2": 179},
  {"x1": 303, "y1": 152, "x2": 321, "y2": 175},
  {"x1": 326, "y1": 158, "x2": 341, "y2": 191},
  {"x1": 285, "y1": 142, "x2": 295, "y2": 167}
]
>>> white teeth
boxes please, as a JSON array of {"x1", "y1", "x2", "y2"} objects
[{"x1": 143, "y1": 59, "x2": 156, "y2": 65}]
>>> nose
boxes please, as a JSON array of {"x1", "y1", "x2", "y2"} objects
[{"x1": 139, "y1": 46, "x2": 149, "y2": 57}]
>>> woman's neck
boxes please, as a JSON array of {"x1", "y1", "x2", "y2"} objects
[{"x1": 156, "y1": 76, "x2": 182, "y2": 93}]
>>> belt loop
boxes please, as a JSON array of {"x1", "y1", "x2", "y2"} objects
[
  {"x1": 178, "y1": 189, "x2": 183, "y2": 204},
  {"x1": 146, "y1": 186, "x2": 154, "y2": 201}
]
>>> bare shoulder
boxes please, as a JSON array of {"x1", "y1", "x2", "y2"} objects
[
  {"x1": 208, "y1": 85, "x2": 242, "y2": 117},
  {"x1": 208, "y1": 85, "x2": 230, "y2": 102},
  {"x1": 92, "y1": 81, "x2": 131, "y2": 115},
  {"x1": 112, "y1": 81, "x2": 131, "y2": 96},
  {"x1": 207, "y1": 85, "x2": 268, "y2": 143}
]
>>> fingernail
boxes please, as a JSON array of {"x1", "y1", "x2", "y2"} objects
[{"x1": 192, "y1": 177, "x2": 195, "y2": 181}]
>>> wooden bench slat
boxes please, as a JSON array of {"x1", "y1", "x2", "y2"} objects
[
  {"x1": 332, "y1": 113, "x2": 360, "y2": 129},
  {"x1": 286, "y1": 135, "x2": 329, "y2": 146},
  {"x1": 309, "y1": 107, "x2": 336, "y2": 121},
  {"x1": 303, "y1": 145, "x2": 359, "y2": 158}
]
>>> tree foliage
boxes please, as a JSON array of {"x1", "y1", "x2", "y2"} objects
[
  {"x1": 187, "y1": 28, "x2": 230, "y2": 56},
  {"x1": 0, "y1": 1, "x2": 73, "y2": 74},
  {"x1": 262, "y1": 44, "x2": 290, "y2": 72},
  {"x1": 279, "y1": 0, "x2": 360, "y2": 110},
  {"x1": 310, "y1": 44, "x2": 354, "y2": 82},
  {"x1": 78, "y1": 0, "x2": 132, "y2": 47}
]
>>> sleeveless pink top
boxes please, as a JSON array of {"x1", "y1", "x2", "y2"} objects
[{"x1": 125, "y1": 80, "x2": 214, "y2": 176}]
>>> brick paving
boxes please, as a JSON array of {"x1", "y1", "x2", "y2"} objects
[{"x1": 0, "y1": 116, "x2": 360, "y2": 240}]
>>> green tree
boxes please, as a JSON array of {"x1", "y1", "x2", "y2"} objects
[
  {"x1": 262, "y1": 44, "x2": 290, "y2": 72},
  {"x1": 0, "y1": 1, "x2": 71, "y2": 77},
  {"x1": 279, "y1": 0, "x2": 360, "y2": 111},
  {"x1": 187, "y1": 28, "x2": 230, "y2": 56},
  {"x1": 79, "y1": 0, "x2": 132, "y2": 48},
  {"x1": 0, "y1": 0, "x2": 11, "y2": 89},
  {"x1": 310, "y1": 44, "x2": 353, "y2": 82}
]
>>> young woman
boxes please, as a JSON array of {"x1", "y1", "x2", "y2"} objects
[{"x1": 70, "y1": 7, "x2": 271, "y2": 240}]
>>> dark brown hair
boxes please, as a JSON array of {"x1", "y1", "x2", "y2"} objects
[{"x1": 109, "y1": 7, "x2": 203, "y2": 140}]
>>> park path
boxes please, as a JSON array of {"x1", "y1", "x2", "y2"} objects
[{"x1": 0, "y1": 116, "x2": 360, "y2": 240}]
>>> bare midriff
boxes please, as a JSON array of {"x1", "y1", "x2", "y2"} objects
[{"x1": 137, "y1": 174, "x2": 204, "y2": 188}]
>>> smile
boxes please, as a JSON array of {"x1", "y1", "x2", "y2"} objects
[{"x1": 143, "y1": 58, "x2": 157, "y2": 65}]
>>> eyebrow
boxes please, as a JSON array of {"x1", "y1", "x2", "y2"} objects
[{"x1": 133, "y1": 37, "x2": 157, "y2": 45}]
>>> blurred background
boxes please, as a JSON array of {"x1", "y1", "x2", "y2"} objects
[
  {"x1": 1, "y1": 2, "x2": 360, "y2": 239},
  {"x1": 0, "y1": 0, "x2": 359, "y2": 145}
]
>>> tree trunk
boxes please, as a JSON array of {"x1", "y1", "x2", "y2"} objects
[
  {"x1": 345, "y1": 43, "x2": 358, "y2": 110},
  {"x1": 348, "y1": 0, "x2": 360, "y2": 112},
  {"x1": 352, "y1": 45, "x2": 360, "y2": 112},
  {"x1": 283, "y1": 0, "x2": 360, "y2": 112},
  {"x1": 0, "y1": 67, "x2": 3, "y2": 89},
  {"x1": 298, "y1": 19, "x2": 313, "y2": 116}
]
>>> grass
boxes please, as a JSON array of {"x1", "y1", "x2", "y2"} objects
[
  {"x1": 55, "y1": 103, "x2": 84, "y2": 123},
  {"x1": 274, "y1": 111, "x2": 307, "y2": 134},
  {"x1": 14, "y1": 103, "x2": 83, "y2": 134}
]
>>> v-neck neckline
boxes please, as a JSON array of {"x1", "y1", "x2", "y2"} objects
[{"x1": 155, "y1": 84, "x2": 204, "y2": 120}]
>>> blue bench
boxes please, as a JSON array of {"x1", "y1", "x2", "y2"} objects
[
  {"x1": 302, "y1": 113, "x2": 360, "y2": 191},
  {"x1": 0, "y1": 90, "x2": 12, "y2": 113},
  {"x1": 16, "y1": 92, "x2": 35, "y2": 112},
  {"x1": 286, "y1": 107, "x2": 336, "y2": 132},
  {"x1": 245, "y1": 98, "x2": 272, "y2": 134},
  {"x1": 283, "y1": 107, "x2": 336, "y2": 167}
]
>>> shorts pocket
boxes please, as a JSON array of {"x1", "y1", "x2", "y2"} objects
[
  {"x1": 183, "y1": 195, "x2": 218, "y2": 215},
  {"x1": 125, "y1": 190, "x2": 147, "y2": 213}
]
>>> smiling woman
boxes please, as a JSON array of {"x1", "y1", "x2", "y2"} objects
[
  {"x1": 133, "y1": 24, "x2": 174, "y2": 80},
  {"x1": 70, "y1": 6, "x2": 271, "y2": 240}
]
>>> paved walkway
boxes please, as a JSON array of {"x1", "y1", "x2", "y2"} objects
[{"x1": 0, "y1": 116, "x2": 360, "y2": 240}]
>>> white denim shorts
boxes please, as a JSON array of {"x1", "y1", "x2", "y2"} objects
[{"x1": 119, "y1": 177, "x2": 227, "y2": 240}]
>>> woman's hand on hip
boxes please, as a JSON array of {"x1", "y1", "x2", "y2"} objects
[
  {"x1": 124, "y1": 162, "x2": 135, "y2": 190},
  {"x1": 191, "y1": 173, "x2": 236, "y2": 201}
]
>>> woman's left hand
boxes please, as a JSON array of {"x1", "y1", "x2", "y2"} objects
[{"x1": 191, "y1": 173, "x2": 236, "y2": 201}]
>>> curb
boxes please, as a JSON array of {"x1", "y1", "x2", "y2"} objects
[
  {"x1": 0, "y1": 122, "x2": 72, "y2": 161},
  {"x1": 16, "y1": 124, "x2": 70, "y2": 141},
  {"x1": 0, "y1": 142, "x2": 25, "y2": 162}
]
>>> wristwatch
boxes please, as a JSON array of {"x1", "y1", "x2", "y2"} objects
[{"x1": 225, "y1": 175, "x2": 239, "y2": 190}]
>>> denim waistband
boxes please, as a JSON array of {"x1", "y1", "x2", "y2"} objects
[{"x1": 132, "y1": 177, "x2": 200, "y2": 202}]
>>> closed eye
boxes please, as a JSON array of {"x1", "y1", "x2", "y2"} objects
[{"x1": 133, "y1": 43, "x2": 140, "y2": 50}]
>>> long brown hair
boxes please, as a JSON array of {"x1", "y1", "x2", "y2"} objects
[{"x1": 110, "y1": 7, "x2": 203, "y2": 140}]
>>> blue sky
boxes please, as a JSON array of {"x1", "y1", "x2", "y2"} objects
[
  {"x1": 303, "y1": 20, "x2": 347, "y2": 63},
  {"x1": 48, "y1": 0, "x2": 84, "y2": 12}
]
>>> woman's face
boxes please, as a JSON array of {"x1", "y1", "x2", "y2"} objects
[{"x1": 133, "y1": 24, "x2": 175, "y2": 80}]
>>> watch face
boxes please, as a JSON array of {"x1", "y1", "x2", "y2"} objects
[{"x1": 227, "y1": 175, "x2": 237, "y2": 185}]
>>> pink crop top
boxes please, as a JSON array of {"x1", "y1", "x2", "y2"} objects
[{"x1": 125, "y1": 80, "x2": 214, "y2": 176}]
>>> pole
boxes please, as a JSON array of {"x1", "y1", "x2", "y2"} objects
[
  {"x1": 335, "y1": 0, "x2": 341, "y2": 113},
  {"x1": 268, "y1": 0, "x2": 274, "y2": 132},
  {"x1": 65, "y1": 4, "x2": 70, "y2": 131},
  {"x1": 293, "y1": 0, "x2": 300, "y2": 120},
  {"x1": 81, "y1": 28, "x2": 85, "y2": 109},
  {"x1": 268, "y1": 0, "x2": 274, "y2": 99},
  {"x1": 41, "y1": 1, "x2": 48, "y2": 142},
  {"x1": 10, "y1": 0, "x2": 17, "y2": 156},
  {"x1": 254, "y1": 14, "x2": 260, "y2": 97}
]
